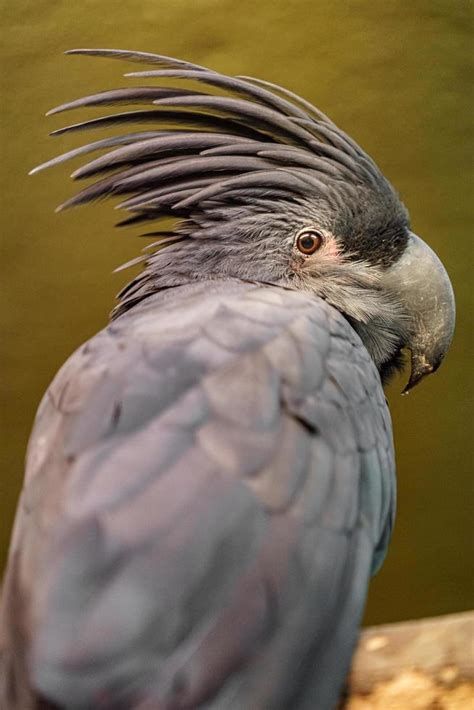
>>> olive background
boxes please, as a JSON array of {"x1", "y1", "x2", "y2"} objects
[{"x1": 1, "y1": 0, "x2": 472, "y2": 626}]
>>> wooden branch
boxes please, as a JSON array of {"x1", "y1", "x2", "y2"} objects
[{"x1": 343, "y1": 610, "x2": 474, "y2": 709}]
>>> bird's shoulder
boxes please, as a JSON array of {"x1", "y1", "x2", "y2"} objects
[
  {"x1": 25, "y1": 280, "x2": 386, "y2": 470},
  {"x1": 3, "y1": 280, "x2": 395, "y2": 709},
  {"x1": 18, "y1": 280, "x2": 394, "y2": 562}
]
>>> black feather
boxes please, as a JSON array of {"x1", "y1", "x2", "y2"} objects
[
  {"x1": 151, "y1": 95, "x2": 317, "y2": 148},
  {"x1": 33, "y1": 48, "x2": 408, "y2": 272},
  {"x1": 65, "y1": 48, "x2": 209, "y2": 71},
  {"x1": 73, "y1": 134, "x2": 256, "y2": 178},
  {"x1": 174, "y1": 170, "x2": 318, "y2": 209},
  {"x1": 50, "y1": 109, "x2": 268, "y2": 142},
  {"x1": 125, "y1": 69, "x2": 311, "y2": 121},
  {"x1": 47, "y1": 87, "x2": 207, "y2": 116},
  {"x1": 29, "y1": 132, "x2": 162, "y2": 175},
  {"x1": 117, "y1": 155, "x2": 278, "y2": 192}
]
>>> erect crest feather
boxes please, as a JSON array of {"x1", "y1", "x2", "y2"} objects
[
  {"x1": 33, "y1": 48, "x2": 394, "y2": 213},
  {"x1": 32, "y1": 48, "x2": 409, "y2": 314}
]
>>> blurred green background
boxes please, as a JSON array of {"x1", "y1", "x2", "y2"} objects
[{"x1": 1, "y1": 0, "x2": 472, "y2": 626}]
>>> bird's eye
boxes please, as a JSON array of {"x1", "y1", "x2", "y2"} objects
[{"x1": 296, "y1": 229, "x2": 323, "y2": 255}]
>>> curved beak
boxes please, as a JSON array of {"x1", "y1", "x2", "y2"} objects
[{"x1": 384, "y1": 233, "x2": 456, "y2": 393}]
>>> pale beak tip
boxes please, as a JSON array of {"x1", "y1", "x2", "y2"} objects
[{"x1": 402, "y1": 352, "x2": 437, "y2": 394}]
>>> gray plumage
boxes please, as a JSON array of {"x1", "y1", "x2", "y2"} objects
[{"x1": 0, "y1": 48, "x2": 455, "y2": 710}]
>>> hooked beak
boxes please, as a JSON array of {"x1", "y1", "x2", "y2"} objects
[{"x1": 385, "y1": 233, "x2": 456, "y2": 393}]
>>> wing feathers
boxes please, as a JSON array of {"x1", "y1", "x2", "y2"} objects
[{"x1": 2, "y1": 284, "x2": 395, "y2": 709}]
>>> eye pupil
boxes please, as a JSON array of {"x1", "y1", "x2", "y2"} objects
[{"x1": 296, "y1": 230, "x2": 323, "y2": 255}]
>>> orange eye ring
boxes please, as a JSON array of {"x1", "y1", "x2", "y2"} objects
[{"x1": 296, "y1": 229, "x2": 323, "y2": 255}]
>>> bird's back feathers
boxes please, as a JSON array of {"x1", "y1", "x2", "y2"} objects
[{"x1": 1, "y1": 282, "x2": 395, "y2": 709}]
